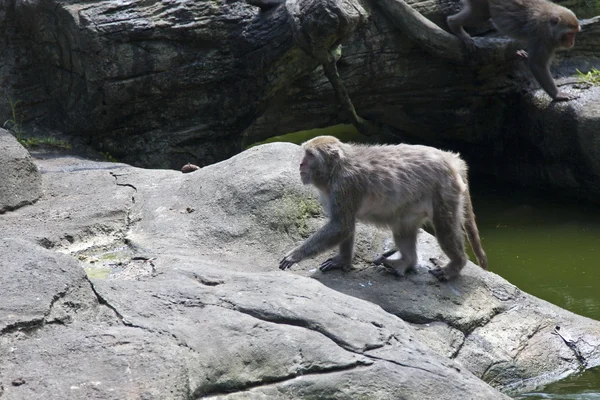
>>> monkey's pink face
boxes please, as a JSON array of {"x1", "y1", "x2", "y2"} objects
[
  {"x1": 560, "y1": 29, "x2": 578, "y2": 48},
  {"x1": 299, "y1": 150, "x2": 315, "y2": 184}
]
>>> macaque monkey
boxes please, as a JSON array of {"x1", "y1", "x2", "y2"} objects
[
  {"x1": 447, "y1": 0, "x2": 581, "y2": 101},
  {"x1": 279, "y1": 136, "x2": 487, "y2": 281}
]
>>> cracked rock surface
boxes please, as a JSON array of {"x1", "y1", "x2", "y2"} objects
[{"x1": 1, "y1": 140, "x2": 599, "y2": 398}]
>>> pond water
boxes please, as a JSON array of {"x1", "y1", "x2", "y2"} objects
[
  {"x1": 470, "y1": 178, "x2": 600, "y2": 323},
  {"x1": 469, "y1": 178, "x2": 600, "y2": 398},
  {"x1": 258, "y1": 127, "x2": 600, "y2": 397}
]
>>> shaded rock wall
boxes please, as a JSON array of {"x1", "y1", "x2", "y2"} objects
[{"x1": 0, "y1": 0, "x2": 599, "y2": 199}]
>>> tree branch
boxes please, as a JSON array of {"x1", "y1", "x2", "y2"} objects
[{"x1": 376, "y1": 0, "x2": 521, "y2": 66}]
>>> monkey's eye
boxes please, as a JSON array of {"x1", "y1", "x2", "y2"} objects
[{"x1": 305, "y1": 151, "x2": 316, "y2": 159}]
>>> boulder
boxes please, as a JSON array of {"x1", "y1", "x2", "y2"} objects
[
  {"x1": 0, "y1": 129, "x2": 42, "y2": 213},
  {"x1": 0, "y1": 142, "x2": 598, "y2": 398}
]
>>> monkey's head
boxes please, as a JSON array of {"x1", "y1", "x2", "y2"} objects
[
  {"x1": 300, "y1": 136, "x2": 345, "y2": 187},
  {"x1": 550, "y1": 9, "x2": 580, "y2": 49}
]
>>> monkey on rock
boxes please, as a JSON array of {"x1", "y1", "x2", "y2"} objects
[
  {"x1": 279, "y1": 136, "x2": 488, "y2": 282},
  {"x1": 447, "y1": 0, "x2": 581, "y2": 101}
]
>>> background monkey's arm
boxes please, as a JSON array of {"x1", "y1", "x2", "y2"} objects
[
  {"x1": 376, "y1": 0, "x2": 520, "y2": 65},
  {"x1": 528, "y1": 53, "x2": 559, "y2": 99}
]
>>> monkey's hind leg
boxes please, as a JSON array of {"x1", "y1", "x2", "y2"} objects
[
  {"x1": 373, "y1": 248, "x2": 398, "y2": 265},
  {"x1": 377, "y1": 229, "x2": 418, "y2": 277},
  {"x1": 429, "y1": 200, "x2": 468, "y2": 281},
  {"x1": 447, "y1": 0, "x2": 491, "y2": 52}
]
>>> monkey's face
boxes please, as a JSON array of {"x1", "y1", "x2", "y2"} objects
[
  {"x1": 300, "y1": 150, "x2": 316, "y2": 185},
  {"x1": 551, "y1": 13, "x2": 580, "y2": 49},
  {"x1": 300, "y1": 149, "x2": 328, "y2": 186},
  {"x1": 559, "y1": 28, "x2": 579, "y2": 48}
]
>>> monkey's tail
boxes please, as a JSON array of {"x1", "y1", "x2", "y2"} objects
[{"x1": 463, "y1": 190, "x2": 488, "y2": 270}]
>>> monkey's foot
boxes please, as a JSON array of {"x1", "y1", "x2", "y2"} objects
[
  {"x1": 319, "y1": 257, "x2": 350, "y2": 272},
  {"x1": 516, "y1": 49, "x2": 528, "y2": 59},
  {"x1": 429, "y1": 267, "x2": 459, "y2": 282},
  {"x1": 379, "y1": 258, "x2": 415, "y2": 277}
]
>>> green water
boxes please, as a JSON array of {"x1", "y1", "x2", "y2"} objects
[
  {"x1": 470, "y1": 179, "x2": 600, "y2": 323},
  {"x1": 517, "y1": 367, "x2": 600, "y2": 399},
  {"x1": 515, "y1": 368, "x2": 600, "y2": 400},
  {"x1": 470, "y1": 178, "x2": 600, "y2": 398}
]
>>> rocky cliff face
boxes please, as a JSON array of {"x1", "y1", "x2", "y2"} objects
[
  {"x1": 1, "y1": 0, "x2": 598, "y2": 194},
  {"x1": 0, "y1": 136, "x2": 598, "y2": 398}
]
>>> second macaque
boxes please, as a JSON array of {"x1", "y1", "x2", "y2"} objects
[{"x1": 447, "y1": 0, "x2": 581, "y2": 101}]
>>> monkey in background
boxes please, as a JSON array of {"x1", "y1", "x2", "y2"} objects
[
  {"x1": 447, "y1": 0, "x2": 581, "y2": 101},
  {"x1": 279, "y1": 136, "x2": 487, "y2": 281}
]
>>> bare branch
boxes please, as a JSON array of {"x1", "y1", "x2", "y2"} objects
[{"x1": 376, "y1": 0, "x2": 521, "y2": 66}]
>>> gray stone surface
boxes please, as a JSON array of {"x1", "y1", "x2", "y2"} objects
[
  {"x1": 1, "y1": 142, "x2": 599, "y2": 398},
  {"x1": 0, "y1": 129, "x2": 42, "y2": 213}
]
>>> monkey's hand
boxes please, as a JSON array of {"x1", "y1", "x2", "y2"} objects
[
  {"x1": 279, "y1": 249, "x2": 301, "y2": 270},
  {"x1": 319, "y1": 255, "x2": 350, "y2": 272},
  {"x1": 516, "y1": 49, "x2": 528, "y2": 59},
  {"x1": 553, "y1": 91, "x2": 579, "y2": 102}
]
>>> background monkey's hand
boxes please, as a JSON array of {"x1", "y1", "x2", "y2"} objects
[
  {"x1": 553, "y1": 91, "x2": 579, "y2": 102},
  {"x1": 279, "y1": 249, "x2": 301, "y2": 270}
]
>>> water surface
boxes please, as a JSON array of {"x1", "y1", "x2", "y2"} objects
[
  {"x1": 470, "y1": 178, "x2": 600, "y2": 322},
  {"x1": 470, "y1": 178, "x2": 600, "y2": 398}
]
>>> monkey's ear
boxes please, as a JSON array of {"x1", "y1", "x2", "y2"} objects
[{"x1": 328, "y1": 146, "x2": 345, "y2": 160}]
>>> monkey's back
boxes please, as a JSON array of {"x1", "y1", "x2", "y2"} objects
[
  {"x1": 342, "y1": 144, "x2": 467, "y2": 223},
  {"x1": 489, "y1": 0, "x2": 573, "y2": 39}
]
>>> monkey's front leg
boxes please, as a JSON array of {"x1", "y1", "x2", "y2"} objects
[
  {"x1": 279, "y1": 221, "x2": 353, "y2": 270},
  {"x1": 320, "y1": 231, "x2": 355, "y2": 272},
  {"x1": 527, "y1": 49, "x2": 578, "y2": 101}
]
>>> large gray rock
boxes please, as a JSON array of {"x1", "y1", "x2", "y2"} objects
[
  {"x1": 0, "y1": 129, "x2": 42, "y2": 213},
  {"x1": 0, "y1": 142, "x2": 598, "y2": 398}
]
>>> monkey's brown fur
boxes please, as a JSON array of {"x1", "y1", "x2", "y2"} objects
[
  {"x1": 279, "y1": 136, "x2": 487, "y2": 281},
  {"x1": 447, "y1": 0, "x2": 581, "y2": 101}
]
